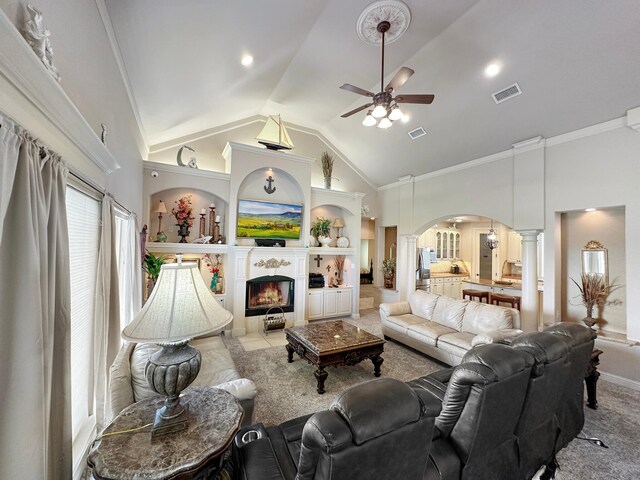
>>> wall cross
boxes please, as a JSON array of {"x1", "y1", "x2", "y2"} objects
[{"x1": 314, "y1": 254, "x2": 323, "y2": 268}]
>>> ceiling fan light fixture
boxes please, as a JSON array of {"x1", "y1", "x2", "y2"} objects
[
  {"x1": 362, "y1": 112, "x2": 377, "y2": 126},
  {"x1": 388, "y1": 105, "x2": 403, "y2": 121},
  {"x1": 378, "y1": 117, "x2": 392, "y2": 129},
  {"x1": 372, "y1": 105, "x2": 388, "y2": 118}
]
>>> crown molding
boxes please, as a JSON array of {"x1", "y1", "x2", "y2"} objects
[{"x1": 143, "y1": 160, "x2": 230, "y2": 182}]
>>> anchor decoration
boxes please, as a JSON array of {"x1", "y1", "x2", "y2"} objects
[{"x1": 264, "y1": 175, "x2": 276, "y2": 194}]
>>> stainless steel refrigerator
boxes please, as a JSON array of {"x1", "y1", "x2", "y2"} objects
[{"x1": 416, "y1": 248, "x2": 434, "y2": 289}]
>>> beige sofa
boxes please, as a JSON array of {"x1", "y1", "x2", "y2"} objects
[
  {"x1": 109, "y1": 335, "x2": 257, "y2": 425},
  {"x1": 379, "y1": 290, "x2": 522, "y2": 366}
]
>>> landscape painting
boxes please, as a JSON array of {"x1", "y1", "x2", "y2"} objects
[{"x1": 237, "y1": 199, "x2": 302, "y2": 239}]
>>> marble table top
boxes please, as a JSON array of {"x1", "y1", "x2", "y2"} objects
[
  {"x1": 286, "y1": 320, "x2": 384, "y2": 354},
  {"x1": 88, "y1": 386, "x2": 242, "y2": 480}
]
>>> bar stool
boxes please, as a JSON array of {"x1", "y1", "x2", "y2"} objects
[
  {"x1": 491, "y1": 293, "x2": 521, "y2": 310},
  {"x1": 462, "y1": 289, "x2": 490, "y2": 303}
]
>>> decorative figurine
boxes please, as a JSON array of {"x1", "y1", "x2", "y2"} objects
[
  {"x1": 21, "y1": 4, "x2": 60, "y2": 82},
  {"x1": 100, "y1": 123, "x2": 107, "y2": 145},
  {"x1": 176, "y1": 145, "x2": 195, "y2": 167}
]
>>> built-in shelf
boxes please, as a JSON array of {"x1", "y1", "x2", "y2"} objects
[
  {"x1": 146, "y1": 242, "x2": 228, "y2": 254},
  {"x1": 308, "y1": 247, "x2": 355, "y2": 255}
]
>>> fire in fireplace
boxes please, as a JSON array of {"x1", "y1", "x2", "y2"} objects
[{"x1": 245, "y1": 275, "x2": 295, "y2": 317}]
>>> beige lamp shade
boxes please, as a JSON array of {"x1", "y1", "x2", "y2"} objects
[
  {"x1": 332, "y1": 218, "x2": 345, "y2": 228},
  {"x1": 122, "y1": 261, "x2": 232, "y2": 343},
  {"x1": 155, "y1": 200, "x2": 168, "y2": 214}
]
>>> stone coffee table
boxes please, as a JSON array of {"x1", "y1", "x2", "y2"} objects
[{"x1": 285, "y1": 320, "x2": 385, "y2": 394}]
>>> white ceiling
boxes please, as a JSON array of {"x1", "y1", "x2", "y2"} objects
[{"x1": 105, "y1": 0, "x2": 640, "y2": 186}]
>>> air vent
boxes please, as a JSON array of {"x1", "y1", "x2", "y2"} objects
[
  {"x1": 492, "y1": 82, "x2": 522, "y2": 104},
  {"x1": 408, "y1": 127, "x2": 427, "y2": 139}
]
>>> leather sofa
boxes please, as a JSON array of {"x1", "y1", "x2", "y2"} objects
[
  {"x1": 233, "y1": 322, "x2": 595, "y2": 480},
  {"x1": 410, "y1": 322, "x2": 596, "y2": 480},
  {"x1": 380, "y1": 290, "x2": 522, "y2": 365},
  {"x1": 234, "y1": 377, "x2": 442, "y2": 480},
  {"x1": 108, "y1": 334, "x2": 257, "y2": 425}
]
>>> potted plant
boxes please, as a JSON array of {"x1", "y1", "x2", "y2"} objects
[
  {"x1": 143, "y1": 251, "x2": 168, "y2": 297},
  {"x1": 311, "y1": 216, "x2": 332, "y2": 247},
  {"x1": 571, "y1": 273, "x2": 621, "y2": 328},
  {"x1": 382, "y1": 257, "x2": 396, "y2": 289}
]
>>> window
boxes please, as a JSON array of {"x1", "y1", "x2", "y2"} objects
[{"x1": 67, "y1": 186, "x2": 101, "y2": 472}]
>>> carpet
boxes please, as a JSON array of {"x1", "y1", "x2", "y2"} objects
[{"x1": 225, "y1": 309, "x2": 640, "y2": 479}]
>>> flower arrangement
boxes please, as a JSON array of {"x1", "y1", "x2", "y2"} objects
[
  {"x1": 171, "y1": 194, "x2": 194, "y2": 228},
  {"x1": 203, "y1": 253, "x2": 223, "y2": 291},
  {"x1": 310, "y1": 217, "x2": 331, "y2": 238}
]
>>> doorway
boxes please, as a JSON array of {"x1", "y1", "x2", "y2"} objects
[{"x1": 479, "y1": 233, "x2": 493, "y2": 280}]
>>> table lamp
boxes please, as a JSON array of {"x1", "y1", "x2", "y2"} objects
[
  {"x1": 155, "y1": 200, "x2": 168, "y2": 242},
  {"x1": 122, "y1": 255, "x2": 232, "y2": 436},
  {"x1": 332, "y1": 218, "x2": 345, "y2": 238}
]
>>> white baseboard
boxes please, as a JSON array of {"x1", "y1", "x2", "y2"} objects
[
  {"x1": 232, "y1": 327, "x2": 246, "y2": 338},
  {"x1": 351, "y1": 313, "x2": 361, "y2": 320},
  {"x1": 600, "y1": 371, "x2": 640, "y2": 391}
]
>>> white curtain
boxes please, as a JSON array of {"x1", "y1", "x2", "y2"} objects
[
  {"x1": 94, "y1": 195, "x2": 122, "y2": 431},
  {"x1": 0, "y1": 121, "x2": 72, "y2": 479},
  {"x1": 119, "y1": 212, "x2": 142, "y2": 329}
]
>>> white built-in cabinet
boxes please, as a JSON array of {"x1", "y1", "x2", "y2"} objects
[
  {"x1": 417, "y1": 229, "x2": 436, "y2": 249},
  {"x1": 435, "y1": 229, "x2": 462, "y2": 260},
  {"x1": 307, "y1": 287, "x2": 353, "y2": 320},
  {"x1": 508, "y1": 231, "x2": 523, "y2": 263}
]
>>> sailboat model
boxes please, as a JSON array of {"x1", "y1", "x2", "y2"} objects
[{"x1": 256, "y1": 115, "x2": 294, "y2": 151}]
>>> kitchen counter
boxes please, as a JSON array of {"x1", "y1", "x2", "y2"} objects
[
  {"x1": 464, "y1": 279, "x2": 543, "y2": 292},
  {"x1": 430, "y1": 272, "x2": 470, "y2": 278}
]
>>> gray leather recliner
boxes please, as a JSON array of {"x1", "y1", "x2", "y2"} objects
[
  {"x1": 409, "y1": 343, "x2": 534, "y2": 480},
  {"x1": 235, "y1": 377, "x2": 442, "y2": 480}
]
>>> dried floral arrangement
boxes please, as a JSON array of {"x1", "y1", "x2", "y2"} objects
[
  {"x1": 321, "y1": 151, "x2": 334, "y2": 179},
  {"x1": 203, "y1": 253, "x2": 223, "y2": 276},
  {"x1": 571, "y1": 273, "x2": 622, "y2": 319},
  {"x1": 334, "y1": 255, "x2": 345, "y2": 285}
]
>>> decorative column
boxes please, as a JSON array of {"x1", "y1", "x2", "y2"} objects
[
  {"x1": 398, "y1": 234, "x2": 418, "y2": 301},
  {"x1": 518, "y1": 230, "x2": 541, "y2": 332}
]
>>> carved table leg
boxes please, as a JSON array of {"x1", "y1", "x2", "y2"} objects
[
  {"x1": 371, "y1": 354, "x2": 384, "y2": 377},
  {"x1": 315, "y1": 367, "x2": 328, "y2": 394},
  {"x1": 585, "y1": 349, "x2": 603, "y2": 409},
  {"x1": 286, "y1": 343, "x2": 294, "y2": 363}
]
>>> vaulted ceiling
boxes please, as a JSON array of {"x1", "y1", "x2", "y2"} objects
[{"x1": 104, "y1": 0, "x2": 640, "y2": 186}]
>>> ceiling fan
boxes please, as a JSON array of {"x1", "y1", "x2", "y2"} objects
[{"x1": 340, "y1": 20, "x2": 434, "y2": 128}]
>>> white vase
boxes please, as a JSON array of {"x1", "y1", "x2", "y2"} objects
[
  {"x1": 318, "y1": 235, "x2": 332, "y2": 247},
  {"x1": 336, "y1": 236, "x2": 349, "y2": 248}
]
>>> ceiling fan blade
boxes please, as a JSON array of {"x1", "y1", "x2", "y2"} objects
[
  {"x1": 340, "y1": 103, "x2": 373, "y2": 118},
  {"x1": 385, "y1": 67, "x2": 414, "y2": 93},
  {"x1": 394, "y1": 94, "x2": 435, "y2": 104},
  {"x1": 340, "y1": 83, "x2": 375, "y2": 97}
]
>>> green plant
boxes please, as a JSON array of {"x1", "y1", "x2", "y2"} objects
[
  {"x1": 143, "y1": 251, "x2": 168, "y2": 282},
  {"x1": 320, "y1": 151, "x2": 334, "y2": 178},
  {"x1": 382, "y1": 257, "x2": 396, "y2": 276},
  {"x1": 310, "y1": 216, "x2": 332, "y2": 238}
]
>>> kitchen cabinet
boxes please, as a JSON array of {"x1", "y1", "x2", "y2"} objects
[
  {"x1": 435, "y1": 229, "x2": 462, "y2": 260},
  {"x1": 307, "y1": 287, "x2": 353, "y2": 320},
  {"x1": 431, "y1": 276, "x2": 469, "y2": 299},
  {"x1": 417, "y1": 229, "x2": 436, "y2": 249},
  {"x1": 508, "y1": 231, "x2": 522, "y2": 263}
]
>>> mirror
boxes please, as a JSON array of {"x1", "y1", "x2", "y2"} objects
[{"x1": 582, "y1": 240, "x2": 608, "y2": 283}]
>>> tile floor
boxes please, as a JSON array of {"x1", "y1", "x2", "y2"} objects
[{"x1": 236, "y1": 330, "x2": 289, "y2": 351}]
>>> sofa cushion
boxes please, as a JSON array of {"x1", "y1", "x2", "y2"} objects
[
  {"x1": 438, "y1": 332, "x2": 475, "y2": 353},
  {"x1": 130, "y1": 335, "x2": 239, "y2": 402},
  {"x1": 408, "y1": 290, "x2": 440, "y2": 320},
  {"x1": 462, "y1": 302, "x2": 514, "y2": 334},
  {"x1": 432, "y1": 296, "x2": 468, "y2": 331},
  {"x1": 383, "y1": 313, "x2": 425, "y2": 331},
  {"x1": 407, "y1": 321, "x2": 457, "y2": 347}
]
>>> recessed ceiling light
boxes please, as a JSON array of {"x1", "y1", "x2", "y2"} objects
[
  {"x1": 370, "y1": 217, "x2": 375, "y2": 221},
  {"x1": 484, "y1": 62, "x2": 501, "y2": 77},
  {"x1": 455, "y1": 218, "x2": 462, "y2": 223},
  {"x1": 241, "y1": 54, "x2": 253, "y2": 66},
  {"x1": 585, "y1": 208, "x2": 596, "y2": 212}
]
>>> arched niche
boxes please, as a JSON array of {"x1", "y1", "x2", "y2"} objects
[
  {"x1": 234, "y1": 167, "x2": 305, "y2": 246},
  {"x1": 149, "y1": 187, "x2": 227, "y2": 243}
]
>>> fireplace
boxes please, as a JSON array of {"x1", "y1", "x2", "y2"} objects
[{"x1": 245, "y1": 275, "x2": 295, "y2": 317}]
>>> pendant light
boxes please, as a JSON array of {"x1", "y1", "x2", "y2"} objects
[{"x1": 486, "y1": 220, "x2": 499, "y2": 250}]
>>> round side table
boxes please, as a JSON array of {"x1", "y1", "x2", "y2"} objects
[{"x1": 88, "y1": 386, "x2": 243, "y2": 480}]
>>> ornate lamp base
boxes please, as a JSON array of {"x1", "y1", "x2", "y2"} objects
[{"x1": 145, "y1": 340, "x2": 201, "y2": 437}]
